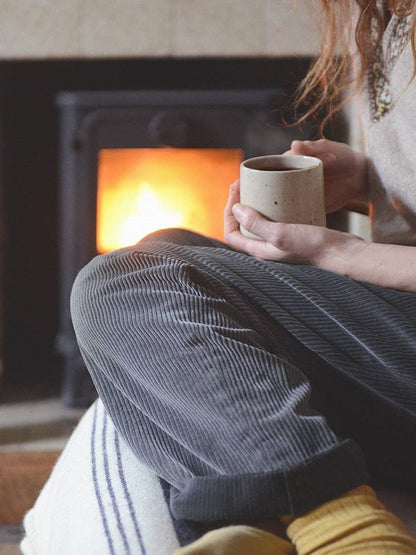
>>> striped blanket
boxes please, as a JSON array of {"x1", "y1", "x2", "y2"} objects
[{"x1": 21, "y1": 399, "x2": 209, "y2": 554}]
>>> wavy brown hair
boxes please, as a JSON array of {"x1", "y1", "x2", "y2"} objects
[{"x1": 296, "y1": 0, "x2": 416, "y2": 132}]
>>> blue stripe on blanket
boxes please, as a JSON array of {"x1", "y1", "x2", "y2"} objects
[
  {"x1": 115, "y1": 426, "x2": 147, "y2": 553},
  {"x1": 92, "y1": 402, "x2": 116, "y2": 555},
  {"x1": 103, "y1": 412, "x2": 131, "y2": 553}
]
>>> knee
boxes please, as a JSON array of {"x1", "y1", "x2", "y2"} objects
[
  {"x1": 70, "y1": 228, "x2": 210, "y2": 344},
  {"x1": 138, "y1": 227, "x2": 209, "y2": 248},
  {"x1": 69, "y1": 240, "x2": 172, "y2": 344},
  {"x1": 70, "y1": 248, "x2": 139, "y2": 340},
  {"x1": 70, "y1": 253, "x2": 111, "y2": 342}
]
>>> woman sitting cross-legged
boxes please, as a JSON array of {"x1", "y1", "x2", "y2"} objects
[{"x1": 70, "y1": 1, "x2": 416, "y2": 553}]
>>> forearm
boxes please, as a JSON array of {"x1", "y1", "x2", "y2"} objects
[
  {"x1": 227, "y1": 184, "x2": 416, "y2": 293},
  {"x1": 329, "y1": 240, "x2": 416, "y2": 293}
]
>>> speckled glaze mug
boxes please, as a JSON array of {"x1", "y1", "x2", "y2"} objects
[{"x1": 239, "y1": 154, "x2": 326, "y2": 239}]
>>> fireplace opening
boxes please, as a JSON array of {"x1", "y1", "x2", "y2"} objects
[{"x1": 97, "y1": 147, "x2": 243, "y2": 252}]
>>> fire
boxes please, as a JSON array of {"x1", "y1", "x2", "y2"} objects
[
  {"x1": 97, "y1": 148, "x2": 242, "y2": 253},
  {"x1": 119, "y1": 185, "x2": 183, "y2": 247}
]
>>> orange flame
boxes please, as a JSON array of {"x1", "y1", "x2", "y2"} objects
[{"x1": 97, "y1": 148, "x2": 242, "y2": 253}]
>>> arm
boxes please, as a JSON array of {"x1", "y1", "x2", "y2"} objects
[
  {"x1": 339, "y1": 241, "x2": 416, "y2": 292},
  {"x1": 224, "y1": 183, "x2": 416, "y2": 294}
]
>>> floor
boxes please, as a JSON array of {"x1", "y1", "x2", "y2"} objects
[
  {"x1": 0, "y1": 398, "x2": 86, "y2": 551},
  {"x1": 0, "y1": 398, "x2": 85, "y2": 452}
]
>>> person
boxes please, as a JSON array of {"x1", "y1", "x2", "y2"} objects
[{"x1": 70, "y1": 0, "x2": 416, "y2": 553}]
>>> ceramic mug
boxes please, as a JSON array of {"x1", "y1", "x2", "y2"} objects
[{"x1": 239, "y1": 154, "x2": 326, "y2": 239}]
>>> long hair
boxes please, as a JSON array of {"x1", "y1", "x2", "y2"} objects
[{"x1": 296, "y1": 0, "x2": 416, "y2": 131}]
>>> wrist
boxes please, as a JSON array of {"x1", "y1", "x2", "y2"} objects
[
  {"x1": 321, "y1": 236, "x2": 416, "y2": 292},
  {"x1": 322, "y1": 233, "x2": 368, "y2": 278}
]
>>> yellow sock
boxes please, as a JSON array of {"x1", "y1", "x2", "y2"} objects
[
  {"x1": 172, "y1": 524, "x2": 295, "y2": 554},
  {"x1": 285, "y1": 485, "x2": 416, "y2": 554}
]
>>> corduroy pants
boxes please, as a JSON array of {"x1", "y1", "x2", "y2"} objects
[{"x1": 70, "y1": 229, "x2": 416, "y2": 521}]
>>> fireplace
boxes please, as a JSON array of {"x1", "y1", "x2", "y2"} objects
[
  {"x1": 0, "y1": 1, "x2": 331, "y2": 405},
  {"x1": 55, "y1": 87, "x2": 320, "y2": 406}
]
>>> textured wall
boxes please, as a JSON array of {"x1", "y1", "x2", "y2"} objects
[{"x1": 0, "y1": 0, "x2": 320, "y2": 59}]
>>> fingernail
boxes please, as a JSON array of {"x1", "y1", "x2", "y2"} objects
[{"x1": 232, "y1": 203, "x2": 242, "y2": 218}]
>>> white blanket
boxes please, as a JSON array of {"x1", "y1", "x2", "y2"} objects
[{"x1": 21, "y1": 399, "x2": 180, "y2": 555}]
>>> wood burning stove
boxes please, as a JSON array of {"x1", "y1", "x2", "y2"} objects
[{"x1": 56, "y1": 88, "x2": 317, "y2": 406}]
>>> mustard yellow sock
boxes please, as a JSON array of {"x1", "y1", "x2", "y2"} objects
[
  {"x1": 285, "y1": 485, "x2": 416, "y2": 554},
  {"x1": 172, "y1": 524, "x2": 295, "y2": 554}
]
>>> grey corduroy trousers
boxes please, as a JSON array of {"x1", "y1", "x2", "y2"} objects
[{"x1": 70, "y1": 229, "x2": 416, "y2": 521}]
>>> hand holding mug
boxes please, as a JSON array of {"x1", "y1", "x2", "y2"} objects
[{"x1": 239, "y1": 154, "x2": 326, "y2": 240}]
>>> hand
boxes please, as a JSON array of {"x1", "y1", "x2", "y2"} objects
[
  {"x1": 287, "y1": 139, "x2": 368, "y2": 213},
  {"x1": 224, "y1": 181, "x2": 365, "y2": 272}
]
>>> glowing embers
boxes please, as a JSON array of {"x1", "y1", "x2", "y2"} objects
[{"x1": 96, "y1": 148, "x2": 243, "y2": 253}]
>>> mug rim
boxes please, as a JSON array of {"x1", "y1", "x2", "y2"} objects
[{"x1": 241, "y1": 154, "x2": 322, "y2": 172}]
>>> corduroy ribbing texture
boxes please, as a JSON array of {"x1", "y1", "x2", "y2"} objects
[{"x1": 70, "y1": 229, "x2": 416, "y2": 521}]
